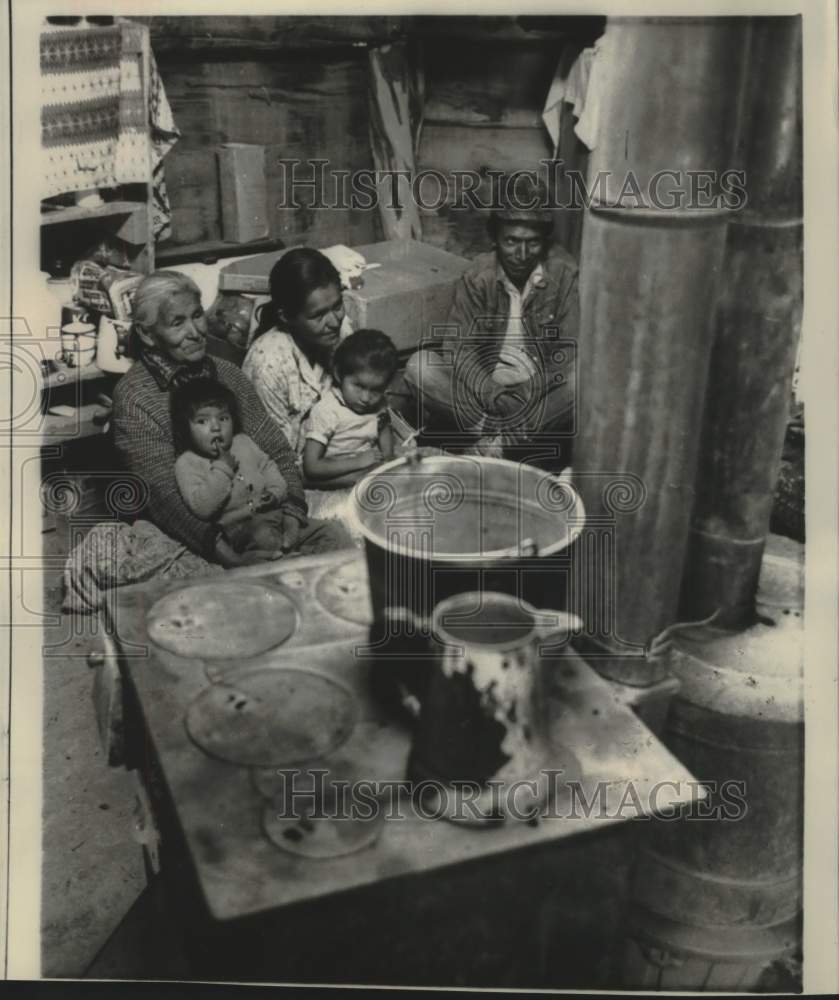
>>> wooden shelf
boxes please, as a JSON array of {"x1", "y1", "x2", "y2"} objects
[
  {"x1": 156, "y1": 236, "x2": 285, "y2": 266},
  {"x1": 40, "y1": 199, "x2": 146, "y2": 227},
  {"x1": 40, "y1": 404, "x2": 111, "y2": 445},
  {"x1": 41, "y1": 200, "x2": 150, "y2": 250},
  {"x1": 42, "y1": 362, "x2": 118, "y2": 391}
]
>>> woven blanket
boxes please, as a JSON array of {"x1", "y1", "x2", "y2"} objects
[{"x1": 40, "y1": 20, "x2": 179, "y2": 239}]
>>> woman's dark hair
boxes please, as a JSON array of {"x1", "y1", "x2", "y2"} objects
[
  {"x1": 170, "y1": 377, "x2": 242, "y2": 454},
  {"x1": 253, "y1": 248, "x2": 342, "y2": 338},
  {"x1": 332, "y1": 329, "x2": 399, "y2": 381}
]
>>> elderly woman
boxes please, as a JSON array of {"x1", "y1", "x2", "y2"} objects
[{"x1": 63, "y1": 270, "x2": 349, "y2": 612}]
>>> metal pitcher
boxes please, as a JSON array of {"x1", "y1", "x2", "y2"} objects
[{"x1": 388, "y1": 591, "x2": 582, "y2": 823}]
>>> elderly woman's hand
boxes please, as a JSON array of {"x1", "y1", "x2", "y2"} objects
[
  {"x1": 279, "y1": 513, "x2": 302, "y2": 553},
  {"x1": 214, "y1": 536, "x2": 278, "y2": 568}
]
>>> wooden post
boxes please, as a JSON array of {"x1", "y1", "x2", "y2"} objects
[
  {"x1": 572, "y1": 17, "x2": 749, "y2": 685},
  {"x1": 679, "y1": 18, "x2": 803, "y2": 623}
]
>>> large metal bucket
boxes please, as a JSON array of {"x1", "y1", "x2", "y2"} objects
[
  {"x1": 620, "y1": 550, "x2": 804, "y2": 990},
  {"x1": 349, "y1": 452, "x2": 586, "y2": 623}
]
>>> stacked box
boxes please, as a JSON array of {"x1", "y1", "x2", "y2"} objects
[
  {"x1": 217, "y1": 143, "x2": 269, "y2": 244},
  {"x1": 343, "y1": 240, "x2": 470, "y2": 352}
]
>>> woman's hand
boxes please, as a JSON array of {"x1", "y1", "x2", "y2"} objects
[
  {"x1": 278, "y1": 514, "x2": 302, "y2": 553},
  {"x1": 213, "y1": 536, "x2": 278, "y2": 568},
  {"x1": 255, "y1": 488, "x2": 280, "y2": 513},
  {"x1": 237, "y1": 549, "x2": 282, "y2": 565}
]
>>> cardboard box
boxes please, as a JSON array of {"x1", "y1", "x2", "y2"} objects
[
  {"x1": 343, "y1": 241, "x2": 470, "y2": 351},
  {"x1": 219, "y1": 239, "x2": 470, "y2": 351},
  {"x1": 217, "y1": 143, "x2": 269, "y2": 244}
]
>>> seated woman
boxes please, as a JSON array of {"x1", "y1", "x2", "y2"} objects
[
  {"x1": 243, "y1": 248, "x2": 351, "y2": 461},
  {"x1": 63, "y1": 270, "x2": 350, "y2": 613},
  {"x1": 243, "y1": 249, "x2": 401, "y2": 532}
]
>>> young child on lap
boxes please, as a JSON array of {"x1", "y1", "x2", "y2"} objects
[
  {"x1": 172, "y1": 378, "x2": 288, "y2": 561},
  {"x1": 302, "y1": 329, "x2": 398, "y2": 489}
]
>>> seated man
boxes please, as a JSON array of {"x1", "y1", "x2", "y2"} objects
[{"x1": 404, "y1": 179, "x2": 579, "y2": 464}]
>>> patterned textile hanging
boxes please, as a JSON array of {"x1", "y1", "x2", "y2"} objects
[
  {"x1": 367, "y1": 41, "x2": 424, "y2": 241},
  {"x1": 40, "y1": 19, "x2": 179, "y2": 241}
]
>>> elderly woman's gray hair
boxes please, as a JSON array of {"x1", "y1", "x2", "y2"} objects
[{"x1": 131, "y1": 270, "x2": 203, "y2": 333}]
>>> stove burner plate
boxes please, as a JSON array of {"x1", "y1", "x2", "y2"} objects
[
  {"x1": 314, "y1": 558, "x2": 373, "y2": 626},
  {"x1": 148, "y1": 580, "x2": 297, "y2": 660},
  {"x1": 185, "y1": 667, "x2": 358, "y2": 767},
  {"x1": 262, "y1": 796, "x2": 385, "y2": 859}
]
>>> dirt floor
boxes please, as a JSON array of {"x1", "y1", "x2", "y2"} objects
[{"x1": 40, "y1": 519, "x2": 145, "y2": 977}]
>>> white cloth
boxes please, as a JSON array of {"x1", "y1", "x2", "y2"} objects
[
  {"x1": 303, "y1": 387, "x2": 382, "y2": 457},
  {"x1": 321, "y1": 245, "x2": 368, "y2": 291},
  {"x1": 171, "y1": 255, "x2": 260, "y2": 311},
  {"x1": 492, "y1": 265, "x2": 544, "y2": 387},
  {"x1": 541, "y1": 37, "x2": 606, "y2": 153}
]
